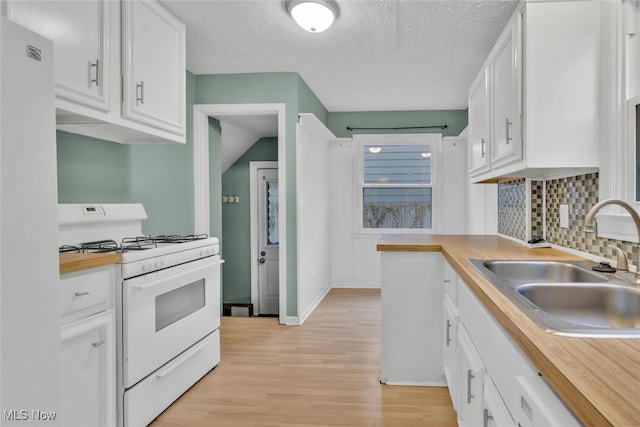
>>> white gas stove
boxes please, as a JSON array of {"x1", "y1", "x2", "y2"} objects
[{"x1": 58, "y1": 203, "x2": 222, "y2": 427}]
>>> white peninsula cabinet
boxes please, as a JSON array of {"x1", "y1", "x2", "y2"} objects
[
  {"x1": 4, "y1": 0, "x2": 186, "y2": 144},
  {"x1": 60, "y1": 266, "x2": 116, "y2": 427},
  {"x1": 380, "y1": 252, "x2": 446, "y2": 385},
  {"x1": 468, "y1": 0, "x2": 600, "y2": 182}
]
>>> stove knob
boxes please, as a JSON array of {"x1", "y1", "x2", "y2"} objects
[
  {"x1": 142, "y1": 262, "x2": 154, "y2": 272},
  {"x1": 155, "y1": 260, "x2": 165, "y2": 269}
]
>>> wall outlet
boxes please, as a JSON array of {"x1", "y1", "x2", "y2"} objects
[{"x1": 560, "y1": 204, "x2": 569, "y2": 229}]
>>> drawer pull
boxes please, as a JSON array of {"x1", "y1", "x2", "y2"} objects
[
  {"x1": 446, "y1": 320, "x2": 452, "y2": 346},
  {"x1": 156, "y1": 340, "x2": 208, "y2": 379},
  {"x1": 74, "y1": 291, "x2": 90, "y2": 297},
  {"x1": 483, "y1": 408, "x2": 494, "y2": 427},
  {"x1": 92, "y1": 339, "x2": 106, "y2": 348},
  {"x1": 467, "y1": 369, "x2": 475, "y2": 404}
]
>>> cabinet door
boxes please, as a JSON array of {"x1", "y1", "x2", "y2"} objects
[
  {"x1": 5, "y1": 0, "x2": 112, "y2": 112},
  {"x1": 121, "y1": 0, "x2": 186, "y2": 137},
  {"x1": 468, "y1": 66, "x2": 491, "y2": 175},
  {"x1": 443, "y1": 295, "x2": 459, "y2": 410},
  {"x1": 457, "y1": 325, "x2": 485, "y2": 427},
  {"x1": 484, "y1": 377, "x2": 515, "y2": 427},
  {"x1": 490, "y1": 11, "x2": 522, "y2": 169},
  {"x1": 61, "y1": 310, "x2": 115, "y2": 427}
]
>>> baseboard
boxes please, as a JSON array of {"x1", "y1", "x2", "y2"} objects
[
  {"x1": 298, "y1": 286, "x2": 331, "y2": 325},
  {"x1": 332, "y1": 282, "x2": 381, "y2": 289},
  {"x1": 280, "y1": 315, "x2": 301, "y2": 326},
  {"x1": 380, "y1": 380, "x2": 448, "y2": 387}
]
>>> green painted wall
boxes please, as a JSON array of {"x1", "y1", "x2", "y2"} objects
[
  {"x1": 57, "y1": 131, "x2": 132, "y2": 203},
  {"x1": 195, "y1": 73, "x2": 300, "y2": 317},
  {"x1": 327, "y1": 110, "x2": 468, "y2": 138},
  {"x1": 221, "y1": 137, "x2": 278, "y2": 304},
  {"x1": 128, "y1": 71, "x2": 197, "y2": 235},
  {"x1": 297, "y1": 75, "x2": 329, "y2": 126}
]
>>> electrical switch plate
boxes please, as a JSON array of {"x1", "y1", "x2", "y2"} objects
[{"x1": 560, "y1": 204, "x2": 569, "y2": 229}]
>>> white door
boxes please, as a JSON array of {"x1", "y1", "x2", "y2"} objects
[{"x1": 257, "y1": 168, "x2": 279, "y2": 315}]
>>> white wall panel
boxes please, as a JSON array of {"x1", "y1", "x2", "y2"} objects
[{"x1": 296, "y1": 114, "x2": 333, "y2": 321}]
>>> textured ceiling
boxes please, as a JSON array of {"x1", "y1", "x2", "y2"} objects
[{"x1": 159, "y1": 0, "x2": 519, "y2": 111}]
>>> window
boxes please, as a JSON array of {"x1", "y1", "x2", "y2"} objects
[{"x1": 356, "y1": 134, "x2": 441, "y2": 232}]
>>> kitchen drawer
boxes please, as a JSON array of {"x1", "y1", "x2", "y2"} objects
[
  {"x1": 60, "y1": 266, "x2": 114, "y2": 324},
  {"x1": 124, "y1": 330, "x2": 220, "y2": 426}
]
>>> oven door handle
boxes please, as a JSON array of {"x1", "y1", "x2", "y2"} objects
[
  {"x1": 155, "y1": 340, "x2": 209, "y2": 379},
  {"x1": 132, "y1": 282, "x2": 162, "y2": 291}
]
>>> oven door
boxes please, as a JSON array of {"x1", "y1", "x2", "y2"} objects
[{"x1": 122, "y1": 255, "x2": 221, "y2": 388}]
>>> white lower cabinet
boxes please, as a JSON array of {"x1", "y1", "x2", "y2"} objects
[
  {"x1": 457, "y1": 325, "x2": 486, "y2": 427},
  {"x1": 61, "y1": 310, "x2": 115, "y2": 427},
  {"x1": 60, "y1": 266, "x2": 116, "y2": 427},
  {"x1": 443, "y1": 266, "x2": 580, "y2": 427},
  {"x1": 484, "y1": 377, "x2": 514, "y2": 427},
  {"x1": 443, "y1": 294, "x2": 459, "y2": 409}
]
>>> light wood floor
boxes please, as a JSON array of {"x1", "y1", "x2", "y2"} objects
[{"x1": 151, "y1": 289, "x2": 457, "y2": 426}]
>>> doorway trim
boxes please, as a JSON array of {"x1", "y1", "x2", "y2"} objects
[
  {"x1": 193, "y1": 103, "x2": 287, "y2": 325},
  {"x1": 249, "y1": 161, "x2": 278, "y2": 315}
]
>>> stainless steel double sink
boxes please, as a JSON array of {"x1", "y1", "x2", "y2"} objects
[{"x1": 469, "y1": 259, "x2": 640, "y2": 338}]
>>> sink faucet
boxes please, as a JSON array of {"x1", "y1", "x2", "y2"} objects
[{"x1": 584, "y1": 198, "x2": 640, "y2": 278}]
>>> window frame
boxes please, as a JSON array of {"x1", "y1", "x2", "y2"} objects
[{"x1": 353, "y1": 133, "x2": 442, "y2": 234}]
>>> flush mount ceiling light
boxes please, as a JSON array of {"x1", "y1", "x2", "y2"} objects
[
  {"x1": 286, "y1": 0, "x2": 339, "y2": 33},
  {"x1": 368, "y1": 146, "x2": 382, "y2": 154},
  {"x1": 421, "y1": 152, "x2": 432, "y2": 158}
]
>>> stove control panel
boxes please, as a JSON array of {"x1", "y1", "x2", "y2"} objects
[{"x1": 81, "y1": 206, "x2": 105, "y2": 216}]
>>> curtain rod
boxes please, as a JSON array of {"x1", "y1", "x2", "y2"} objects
[{"x1": 346, "y1": 125, "x2": 447, "y2": 131}]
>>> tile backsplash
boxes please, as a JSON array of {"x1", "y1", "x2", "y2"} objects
[
  {"x1": 545, "y1": 172, "x2": 635, "y2": 265},
  {"x1": 497, "y1": 178, "x2": 526, "y2": 241},
  {"x1": 496, "y1": 172, "x2": 636, "y2": 266}
]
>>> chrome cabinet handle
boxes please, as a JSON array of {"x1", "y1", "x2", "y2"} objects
[
  {"x1": 446, "y1": 320, "x2": 452, "y2": 346},
  {"x1": 467, "y1": 369, "x2": 475, "y2": 404},
  {"x1": 505, "y1": 118, "x2": 513, "y2": 144},
  {"x1": 443, "y1": 279, "x2": 451, "y2": 283},
  {"x1": 483, "y1": 408, "x2": 494, "y2": 427},
  {"x1": 481, "y1": 138, "x2": 486, "y2": 158},
  {"x1": 136, "y1": 81, "x2": 144, "y2": 105},
  {"x1": 74, "y1": 291, "x2": 89, "y2": 296},
  {"x1": 89, "y1": 59, "x2": 100, "y2": 87},
  {"x1": 92, "y1": 339, "x2": 106, "y2": 348}
]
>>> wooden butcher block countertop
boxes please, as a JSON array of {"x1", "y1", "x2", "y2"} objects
[
  {"x1": 59, "y1": 252, "x2": 122, "y2": 275},
  {"x1": 378, "y1": 234, "x2": 640, "y2": 427}
]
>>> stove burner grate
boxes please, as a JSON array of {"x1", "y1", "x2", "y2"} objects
[
  {"x1": 58, "y1": 234, "x2": 211, "y2": 254},
  {"x1": 80, "y1": 239, "x2": 120, "y2": 253}
]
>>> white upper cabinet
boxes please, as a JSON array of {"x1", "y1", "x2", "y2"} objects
[
  {"x1": 468, "y1": 1, "x2": 600, "y2": 182},
  {"x1": 121, "y1": 0, "x2": 186, "y2": 137},
  {"x1": 468, "y1": 66, "x2": 491, "y2": 176},
  {"x1": 489, "y1": 12, "x2": 522, "y2": 170},
  {"x1": 4, "y1": 0, "x2": 186, "y2": 144},
  {"x1": 5, "y1": 0, "x2": 112, "y2": 114}
]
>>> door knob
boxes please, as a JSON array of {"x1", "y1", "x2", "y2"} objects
[{"x1": 259, "y1": 258, "x2": 266, "y2": 264}]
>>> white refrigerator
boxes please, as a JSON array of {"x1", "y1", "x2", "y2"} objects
[{"x1": 0, "y1": 17, "x2": 60, "y2": 424}]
